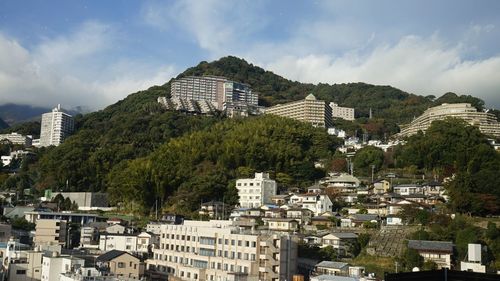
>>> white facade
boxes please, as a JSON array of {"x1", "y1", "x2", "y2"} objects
[
  {"x1": 0, "y1": 132, "x2": 32, "y2": 146},
  {"x1": 41, "y1": 254, "x2": 85, "y2": 281},
  {"x1": 99, "y1": 233, "x2": 138, "y2": 252},
  {"x1": 330, "y1": 102, "x2": 355, "y2": 121},
  {"x1": 296, "y1": 194, "x2": 333, "y2": 216},
  {"x1": 39, "y1": 105, "x2": 74, "y2": 147},
  {"x1": 236, "y1": 173, "x2": 277, "y2": 208},
  {"x1": 147, "y1": 220, "x2": 298, "y2": 281},
  {"x1": 1, "y1": 155, "x2": 12, "y2": 166}
]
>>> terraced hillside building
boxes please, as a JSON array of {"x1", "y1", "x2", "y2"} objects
[
  {"x1": 265, "y1": 94, "x2": 333, "y2": 128},
  {"x1": 147, "y1": 220, "x2": 298, "y2": 281},
  {"x1": 397, "y1": 103, "x2": 500, "y2": 138},
  {"x1": 162, "y1": 75, "x2": 260, "y2": 117}
]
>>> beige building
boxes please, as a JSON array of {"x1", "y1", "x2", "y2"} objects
[
  {"x1": 397, "y1": 103, "x2": 500, "y2": 138},
  {"x1": 34, "y1": 219, "x2": 67, "y2": 246},
  {"x1": 96, "y1": 250, "x2": 145, "y2": 280},
  {"x1": 147, "y1": 220, "x2": 298, "y2": 281},
  {"x1": 265, "y1": 94, "x2": 333, "y2": 128},
  {"x1": 0, "y1": 132, "x2": 32, "y2": 146},
  {"x1": 330, "y1": 102, "x2": 355, "y2": 121}
]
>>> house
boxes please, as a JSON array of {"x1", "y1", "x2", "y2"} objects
[
  {"x1": 372, "y1": 179, "x2": 391, "y2": 194},
  {"x1": 386, "y1": 215, "x2": 403, "y2": 226},
  {"x1": 407, "y1": 240, "x2": 453, "y2": 269},
  {"x1": 393, "y1": 184, "x2": 423, "y2": 196},
  {"x1": 99, "y1": 233, "x2": 138, "y2": 252},
  {"x1": 96, "y1": 250, "x2": 145, "y2": 280},
  {"x1": 315, "y1": 261, "x2": 349, "y2": 276},
  {"x1": 422, "y1": 181, "x2": 445, "y2": 196},
  {"x1": 321, "y1": 233, "x2": 358, "y2": 256},
  {"x1": 340, "y1": 214, "x2": 379, "y2": 228},
  {"x1": 298, "y1": 193, "x2": 334, "y2": 216},
  {"x1": 270, "y1": 194, "x2": 291, "y2": 205},
  {"x1": 310, "y1": 275, "x2": 359, "y2": 281},
  {"x1": 264, "y1": 208, "x2": 285, "y2": 218},
  {"x1": 311, "y1": 216, "x2": 336, "y2": 229},
  {"x1": 160, "y1": 213, "x2": 184, "y2": 224},
  {"x1": 323, "y1": 173, "x2": 361, "y2": 188},
  {"x1": 304, "y1": 235, "x2": 323, "y2": 245},
  {"x1": 106, "y1": 224, "x2": 134, "y2": 234},
  {"x1": 136, "y1": 231, "x2": 159, "y2": 254},
  {"x1": 199, "y1": 200, "x2": 230, "y2": 219},
  {"x1": 286, "y1": 208, "x2": 313, "y2": 224},
  {"x1": 267, "y1": 218, "x2": 299, "y2": 232}
]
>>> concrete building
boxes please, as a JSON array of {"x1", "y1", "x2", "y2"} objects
[
  {"x1": 397, "y1": 103, "x2": 500, "y2": 138},
  {"x1": 330, "y1": 103, "x2": 355, "y2": 121},
  {"x1": 320, "y1": 233, "x2": 358, "y2": 256},
  {"x1": 96, "y1": 250, "x2": 145, "y2": 280},
  {"x1": 460, "y1": 244, "x2": 486, "y2": 273},
  {"x1": 41, "y1": 253, "x2": 85, "y2": 281},
  {"x1": 99, "y1": 233, "x2": 139, "y2": 252},
  {"x1": 265, "y1": 94, "x2": 333, "y2": 128},
  {"x1": 147, "y1": 220, "x2": 298, "y2": 281},
  {"x1": 34, "y1": 219, "x2": 67, "y2": 247},
  {"x1": 0, "y1": 132, "x2": 32, "y2": 146},
  {"x1": 236, "y1": 172, "x2": 277, "y2": 208},
  {"x1": 290, "y1": 194, "x2": 333, "y2": 216},
  {"x1": 165, "y1": 75, "x2": 259, "y2": 116},
  {"x1": 24, "y1": 211, "x2": 102, "y2": 224},
  {"x1": 44, "y1": 192, "x2": 109, "y2": 211},
  {"x1": 39, "y1": 104, "x2": 74, "y2": 147}
]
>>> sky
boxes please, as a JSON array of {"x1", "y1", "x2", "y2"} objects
[{"x1": 1, "y1": 0, "x2": 500, "y2": 110}]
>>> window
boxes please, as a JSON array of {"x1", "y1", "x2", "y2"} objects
[
  {"x1": 118, "y1": 262, "x2": 125, "y2": 268},
  {"x1": 16, "y1": 270, "x2": 26, "y2": 275}
]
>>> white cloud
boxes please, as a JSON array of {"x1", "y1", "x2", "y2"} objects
[{"x1": 0, "y1": 22, "x2": 176, "y2": 109}]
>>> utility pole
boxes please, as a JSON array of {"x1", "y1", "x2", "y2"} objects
[{"x1": 371, "y1": 165, "x2": 375, "y2": 183}]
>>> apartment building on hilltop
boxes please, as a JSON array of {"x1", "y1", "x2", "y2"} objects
[
  {"x1": 397, "y1": 103, "x2": 500, "y2": 138},
  {"x1": 330, "y1": 102, "x2": 355, "y2": 121},
  {"x1": 147, "y1": 220, "x2": 298, "y2": 281},
  {"x1": 39, "y1": 105, "x2": 74, "y2": 147},
  {"x1": 265, "y1": 94, "x2": 333, "y2": 128}
]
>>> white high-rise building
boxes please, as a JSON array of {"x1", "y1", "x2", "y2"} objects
[
  {"x1": 39, "y1": 105, "x2": 74, "y2": 147},
  {"x1": 236, "y1": 173, "x2": 277, "y2": 208},
  {"x1": 330, "y1": 102, "x2": 355, "y2": 121},
  {"x1": 146, "y1": 220, "x2": 298, "y2": 281}
]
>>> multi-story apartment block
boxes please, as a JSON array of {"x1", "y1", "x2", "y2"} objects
[
  {"x1": 236, "y1": 173, "x2": 277, "y2": 208},
  {"x1": 99, "y1": 233, "x2": 138, "y2": 252},
  {"x1": 147, "y1": 220, "x2": 298, "y2": 281},
  {"x1": 397, "y1": 103, "x2": 500, "y2": 138},
  {"x1": 34, "y1": 219, "x2": 67, "y2": 247},
  {"x1": 330, "y1": 102, "x2": 355, "y2": 121},
  {"x1": 265, "y1": 94, "x2": 333, "y2": 128},
  {"x1": 41, "y1": 253, "x2": 85, "y2": 281},
  {"x1": 166, "y1": 76, "x2": 259, "y2": 117},
  {"x1": 0, "y1": 132, "x2": 32, "y2": 146},
  {"x1": 39, "y1": 105, "x2": 74, "y2": 147}
]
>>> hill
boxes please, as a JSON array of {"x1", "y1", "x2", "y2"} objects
[
  {"x1": 0, "y1": 117, "x2": 8, "y2": 130},
  {"x1": 0, "y1": 103, "x2": 88, "y2": 125},
  {"x1": 4, "y1": 56, "x2": 491, "y2": 215}
]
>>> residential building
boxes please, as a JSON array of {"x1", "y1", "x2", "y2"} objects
[
  {"x1": 330, "y1": 102, "x2": 355, "y2": 121},
  {"x1": 164, "y1": 75, "x2": 259, "y2": 116},
  {"x1": 199, "y1": 201, "x2": 230, "y2": 219},
  {"x1": 147, "y1": 220, "x2": 298, "y2": 281},
  {"x1": 460, "y1": 244, "x2": 486, "y2": 273},
  {"x1": 322, "y1": 173, "x2": 361, "y2": 189},
  {"x1": 0, "y1": 223, "x2": 12, "y2": 242},
  {"x1": 236, "y1": 172, "x2": 277, "y2": 208},
  {"x1": 372, "y1": 179, "x2": 391, "y2": 194},
  {"x1": 1, "y1": 155, "x2": 12, "y2": 166},
  {"x1": 39, "y1": 104, "x2": 74, "y2": 147},
  {"x1": 320, "y1": 233, "x2": 358, "y2": 256},
  {"x1": 267, "y1": 218, "x2": 299, "y2": 232},
  {"x1": 393, "y1": 184, "x2": 423, "y2": 196},
  {"x1": 96, "y1": 250, "x2": 145, "y2": 280},
  {"x1": 340, "y1": 214, "x2": 379, "y2": 228},
  {"x1": 265, "y1": 94, "x2": 333, "y2": 128},
  {"x1": 296, "y1": 193, "x2": 333, "y2": 216},
  {"x1": 41, "y1": 253, "x2": 85, "y2": 281},
  {"x1": 270, "y1": 195, "x2": 291, "y2": 206},
  {"x1": 80, "y1": 223, "x2": 106, "y2": 249},
  {"x1": 407, "y1": 240, "x2": 453, "y2": 269},
  {"x1": 397, "y1": 103, "x2": 500, "y2": 138},
  {"x1": 99, "y1": 233, "x2": 138, "y2": 252},
  {"x1": 314, "y1": 261, "x2": 349, "y2": 276},
  {"x1": 0, "y1": 132, "x2": 32, "y2": 146},
  {"x1": 285, "y1": 208, "x2": 313, "y2": 224},
  {"x1": 137, "y1": 231, "x2": 159, "y2": 254},
  {"x1": 34, "y1": 219, "x2": 67, "y2": 247}
]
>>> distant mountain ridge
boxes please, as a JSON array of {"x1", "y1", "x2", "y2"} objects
[
  {"x1": 0, "y1": 117, "x2": 8, "y2": 130},
  {"x1": 0, "y1": 103, "x2": 88, "y2": 125}
]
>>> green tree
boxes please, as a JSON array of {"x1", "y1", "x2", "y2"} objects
[{"x1": 353, "y1": 146, "x2": 384, "y2": 176}]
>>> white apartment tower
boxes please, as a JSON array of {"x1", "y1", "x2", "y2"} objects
[
  {"x1": 236, "y1": 173, "x2": 277, "y2": 208},
  {"x1": 39, "y1": 105, "x2": 74, "y2": 147},
  {"x1": 147, "y1": 220, "x2": 298, "y2": 281}
]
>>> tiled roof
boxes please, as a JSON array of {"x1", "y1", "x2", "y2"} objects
[
  {"x1": 408, "y1": 240, "x2": 453, "y2": 253},
  {"x1": 315, "y1": 261, "x2": 349, "y2": 269}
]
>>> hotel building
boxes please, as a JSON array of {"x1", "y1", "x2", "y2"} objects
[
  {"x1": 330, "y1": 102, "x2": 355, "y2": 121},
  {"x1": 236, "y1": 173, "x2": 277, "y2": 208},
  {"x1": 397, "y1": 103, "x2": 500, "y2": 138},
  {"x1": 0, "y1": 132, "x2": 32, "y2": 146},
  {"x1": 146, "y1": 220, "x2": 298, "y2": 281},
  {"x1": 265, "y1": 94, "x2": 333, "y2": 128},
  {"x1": 39, "y1": 105, "x2": 74, "y2": 147}
]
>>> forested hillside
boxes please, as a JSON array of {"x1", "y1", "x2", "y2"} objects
[
  {"x1": 0, "y1": 118, "x2": 8, "y2": 130},
  {"x1": 1, "y1": 56, "x2": 493, "y2": 215}
]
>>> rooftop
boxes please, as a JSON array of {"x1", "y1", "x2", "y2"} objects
[
  {"x1": 316, "y1": 261, "x2": 349, "y2": 269},
  {"x1": 408, "y1": 240, "x2": 453, "y2": 253}
]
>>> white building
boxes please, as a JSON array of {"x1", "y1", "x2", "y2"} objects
[
  {"x1": 147, "y1": 220, "x2": 298, "y2": 281},
  {"x1": 39, "y1": 105, "x2": 74, "y2": 147},
  {"x1": 99, "y1": 233, "x2": 138, "y2": 252},
  {"x1": 330, "y1": 102, "x2": 355, "y2": 121},
  {"x1": 41, "y1": 253, "x2": 85, "y2": 281},
  {"x1": 460, "y1": 244, "x2": 486, "y2": 273},
  {"x1": 0, "y1": 132, "x2": 32, "y2": 146},
  {"x1": 1, "y1": 155, "x2": 12, "y2": 166},
  {"x1": 236, "y1": 173, "x2": 277, "y2": 208},
  {"x1": 289, "y1": 194, "x2": 333, "y2": 216}
]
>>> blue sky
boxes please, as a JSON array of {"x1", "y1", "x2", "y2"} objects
[{"x1": 1, "y1": 0, "x2": 500, "y2": 109}]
